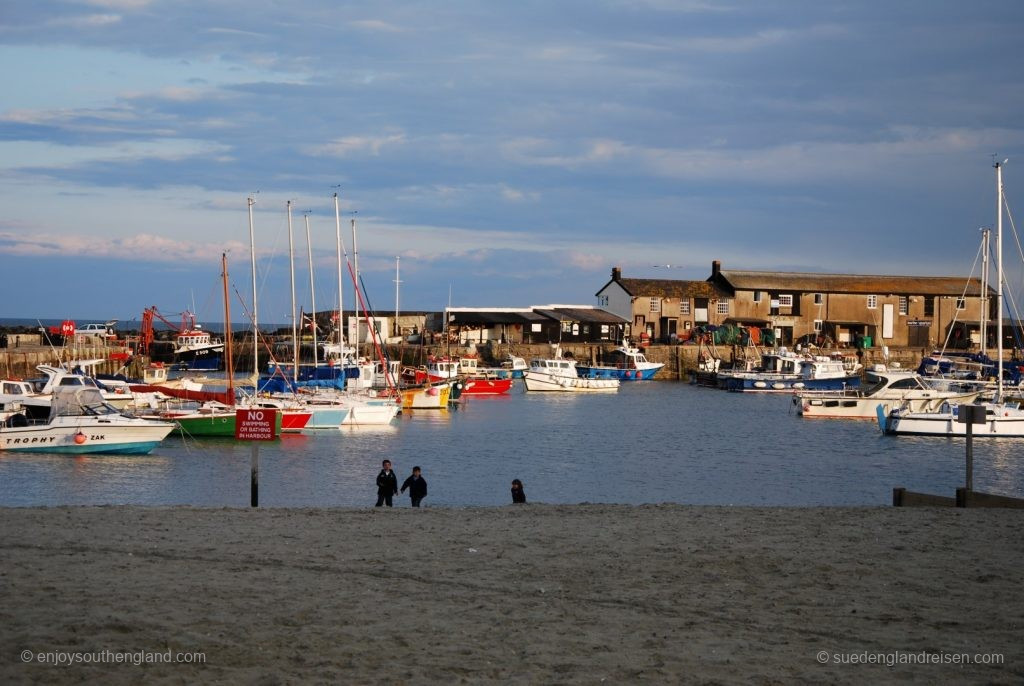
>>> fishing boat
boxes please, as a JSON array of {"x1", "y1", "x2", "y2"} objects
[
  {"x1": 575, "y1": 346, "x2": 665, "y2": 380},
  {"x1": 502, "y1": 355, "x2": 528, "y2": 379},
  {"x1": 0, "y1": 386, "x2": 175, "y2": 454},
  {"x1": 523, "y1": 349, "x2": 619, "y2": 393},
  {"x1": 796, "y1": 366, "x2": 982, "y2": 419},
  {"x1": 401, "y1": 357, "x2": 513, "y2": 395},
  {"x1": 884, "y1": 160, "x2": 1024, "y2": 437},
  {"x1": 716, "y1": 349, "x2": 861, "y2": 392},
  {"x1": 399, "y1": 381, "x2": 453, "y2": 409}
]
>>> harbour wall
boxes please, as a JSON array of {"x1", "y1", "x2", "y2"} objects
[{"x1": 0, "y1": 339, "x2": 927, "y2": 381}]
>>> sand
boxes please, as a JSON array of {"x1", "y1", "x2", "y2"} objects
[{"x1": 1, "y1": 504, "x2": 1022, "y2": 685}]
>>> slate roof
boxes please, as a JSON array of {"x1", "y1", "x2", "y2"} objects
[
  {"x1": 534, "y1": 307, "x2": 628, "y2": 324},
  {"x1": 613, "y1": 278, "x2": 729, "y2": 299},
  {"x1": 446, "y1": 311, "x2": 547, "y2": 326},
  {"x1": 716, "y1": 270, "x2": 991, "y2": 297}
]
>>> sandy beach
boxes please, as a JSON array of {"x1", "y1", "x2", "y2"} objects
[{"x1": 2, "y1": 504, "x2": 1022, "y2": 684}]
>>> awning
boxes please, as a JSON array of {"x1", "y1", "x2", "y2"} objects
[
  {"x1": 824, "y1": 320, "x2": 872, "y2": 327},
  {"x1": 447, "y1": 311, "x2": 546, "y2": 326}
]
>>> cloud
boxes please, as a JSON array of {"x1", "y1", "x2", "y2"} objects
[
  {"x1": 73, "y1": 0, "x2": 151, "y2": 8},
  {"x1": 308, "y1": 133, "x2": 407, "y2": 158},
  {"x1": 50, "y1": 13, "x2": 122, "y2": 28},
  {"x1": 0, "y1": 231, "x2": 246, "y2": 262},
  {"x1": 349, "y1": 19, "x2": 405, "y2": 33}
]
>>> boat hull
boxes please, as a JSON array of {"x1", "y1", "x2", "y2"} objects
[
  {"x1": 400, "y1": 384, "x2": 452, "y2": 409},
  {"x1": 157, "y1": 412, "x2": 284, "y2": 437},
  {"x1": 0, "y1": 423, "x2": 174, "y2": 455},
  {"x1": 576, "y1": 365, "x2": 661, "y2": 380},
  {"x1": 722, "y1": 375, "x2": 861, "y2": 393},
  {"x1": 461, "y1": 377, "x2": 514, "y2": 395},
  {"x1": 523, "y1": 371, "x2": 619, "y2": 392},
  {"x1": 799, "y1": 392, "x2": 981, "y2": 420}
]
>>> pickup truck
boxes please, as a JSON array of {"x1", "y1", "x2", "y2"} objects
[{"x1": 73, "y1": 323, "x2": 115, "y2": 337}]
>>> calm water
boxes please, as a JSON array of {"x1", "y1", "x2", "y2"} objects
[{"x1": 2, "y1": 382, "x2": 1023, "y2": 508}]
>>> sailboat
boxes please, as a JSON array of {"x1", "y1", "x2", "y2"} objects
[
  {"x1": 149, "y1": 254, "x2": 284, "y2": 437},
  {"x1": 234, "y1": 199, "x2": 312, "y2": 432},
  {"x1": 883, "y1": 160, "x2": 1024, "y2": 437}
]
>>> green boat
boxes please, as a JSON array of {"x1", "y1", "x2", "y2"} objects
[{"x1": 153, "y1": 408, "x2": 283, "y2": 438}]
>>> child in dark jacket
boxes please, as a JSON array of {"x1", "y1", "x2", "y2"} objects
[
  {"x1": 401, "y1": 466, "x2": 428, "y2": 507},
  {"x1": 511, "y1": 479, "x2": 526, "y2": 504}
]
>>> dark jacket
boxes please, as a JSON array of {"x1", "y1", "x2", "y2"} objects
[
  {"x1": 511, "y1": 485, "x2": 526, "y2": 504},
  {"x1": 401, "y1": 474, "x2": 428, "y2": 499},
  {"x1": 376, "y1": 469, "x2": 398, "y2": 496}
]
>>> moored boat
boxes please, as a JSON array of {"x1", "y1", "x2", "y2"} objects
[
  {"x1": 0, "y1": 386, "x2": 175, "y2": 454},
  {"x1": 717, "y1": 349, "x2": 861, "y2": 392},
  {"x1": 796, "y1": 366, "x2": 982, "y2": 419},
  {"x1": 575, "y1": 346, "x2": 665, "y2": 380},
  {"x1": 523, "y1": 356, "x2": 619, "y2": 393}
]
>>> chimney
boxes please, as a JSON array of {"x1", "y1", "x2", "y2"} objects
[
  {"x1": 711, "y1": 260, "x2": 721, "y2": 278},
  {"x1": 612, "y1": 266, "x2": 622, "y2": 281}
]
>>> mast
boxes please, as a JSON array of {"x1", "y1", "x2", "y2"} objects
[
  {"x1": 996, "y1": 160, "x2": 1005, "y2": 402},
  {"x1": 394, "y1": 256, "x2": 401, "y2": 337},
  {"x1": 304, "y1": 212, "x2": 318, "y2": 367},
  {"x1": 248, "y1": 195, "x2": 258, "y2": 380},
  {"x1": 334, "y1": 192, "x2": 345, "y2": 352},
  {"x1": 980, "y1": 227, "x2": 990, "y2": 357},
  {"x1": 287, "y1": 201, "x2": 298, "y2": 385},
  {"x1": 221, "y1": 252, "x2": 235, "y2": 400},
  {"x1": 351, "y1": 216, "x2": 360, "y2": 358}
]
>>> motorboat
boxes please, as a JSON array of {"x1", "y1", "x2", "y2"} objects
[
  {"x1": 796, "y1": 366, "x2": 982, "y2": 419},
  {"x1": 575, "y1": 346, "x2": 665, "y2": 380},
  {"x1": 0, "y1": 386, "x2": 175, "y2": 454}
]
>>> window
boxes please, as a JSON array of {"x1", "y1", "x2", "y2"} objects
[
  {"x1": 814, "y1": 293, "x2": 823, "y2": 305},
  {"x1": 561, "y1": 321, "x2": 572, "y2": 333},
  {"x1": 777, "y1": 294, "x2": 793, "y2": 307},
  {"x1": 867, "y1": 295, "x2": 877, "y2": 309},
  {"x1": 753, "y1": 290, "x2": 762, "y2": 303},
  {"x1": 814, "y1": 319, "x2": 823, "y2": 331},
  {"x1": 924, "y1": 296, "x2": 935, "y2": 317},
  {"x1": 899, "y1": 296, "x2": 908, "y2": 315},
  {"x1": 717, "y1": 299, "x2": 730, "y2": 315},
  {"x1": 531, "y1": 323, "x2": 542, "y2": 332},
  {"x1": 956, "y1": 298, "x2": 966, "y2": 310},
  {"x1": 680, "y1": 300, "x2": 691, "y2": 315},
  {"x1": 649, "y1": 297, "x2": 660, "y2": 313},
  {"x1": 598, "y1": 295, "x2": 609, "y2": 307}
]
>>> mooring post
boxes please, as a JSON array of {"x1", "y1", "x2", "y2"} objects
[{"x1": 251, "y1": 443, "x2": 260, "y2": 508}]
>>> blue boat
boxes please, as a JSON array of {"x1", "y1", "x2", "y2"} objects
[
  {"x1": 575, "y1": 346, "x2": 665, "y2": 380},
  {"x1": 717, "y1": 349, "x2": 862, "y2": 393}
]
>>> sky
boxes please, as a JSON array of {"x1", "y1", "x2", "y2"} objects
[{"x1": 2, "y1": 0, "x2": 1024, "y2": 327}]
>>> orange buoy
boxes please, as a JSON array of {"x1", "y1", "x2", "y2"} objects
[{"x1": 74, "y1": 431, "x2": 87, "y2": 445}]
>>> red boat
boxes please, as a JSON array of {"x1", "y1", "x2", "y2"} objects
[{"x1": 401, "y1": 357, "x2": 513, "y2": 395}]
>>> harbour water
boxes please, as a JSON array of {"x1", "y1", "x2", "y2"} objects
[{"x1": 2, "y1": 382, "x2": 1023, "y2": 508}]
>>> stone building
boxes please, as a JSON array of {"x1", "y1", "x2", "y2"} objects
[{"x1": 596, "y1": 261, "x2": 995, "y2": 349}]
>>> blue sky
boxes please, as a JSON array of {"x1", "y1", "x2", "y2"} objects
[{"x1": 2, "y1": 1, "x2": 1023, "y2": 326}]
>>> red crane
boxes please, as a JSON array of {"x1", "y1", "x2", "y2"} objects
[{"x1": 138, "y1": 307, "x2": 200, "y2": 355}]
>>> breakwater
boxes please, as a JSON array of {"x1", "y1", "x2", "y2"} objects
[{"x1": 0, "y1": 337, "x2": 925, "y2": 381}]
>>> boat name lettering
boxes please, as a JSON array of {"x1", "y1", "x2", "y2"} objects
[{"x1": 5, "y1": 436, "x2": 60, "y2": 445}]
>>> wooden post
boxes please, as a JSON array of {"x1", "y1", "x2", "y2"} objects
[
  {"x1": 892, "y1": 487, "x2": 905, "y2": 507},
  {"x1": 966, "y1": 420, "x2": 974, "y2": 493},
  {"x1": 251, "y1": 444, "x2": 259, "y2": 507}
]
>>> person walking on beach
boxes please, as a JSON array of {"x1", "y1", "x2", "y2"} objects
[
  {"x1": 511, "y1": 479, "x2": 526, "y2": 504},
  {"x1": 375, "y1": 459, "x2": 398, "y2": 507},
  {"x1": 401, "y1": 466, "x2": 428, "y2": 507}
]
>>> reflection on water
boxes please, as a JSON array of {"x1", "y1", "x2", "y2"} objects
[{"x1": 1, "y1": 383, "x2": 1022, "y2": 507}]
